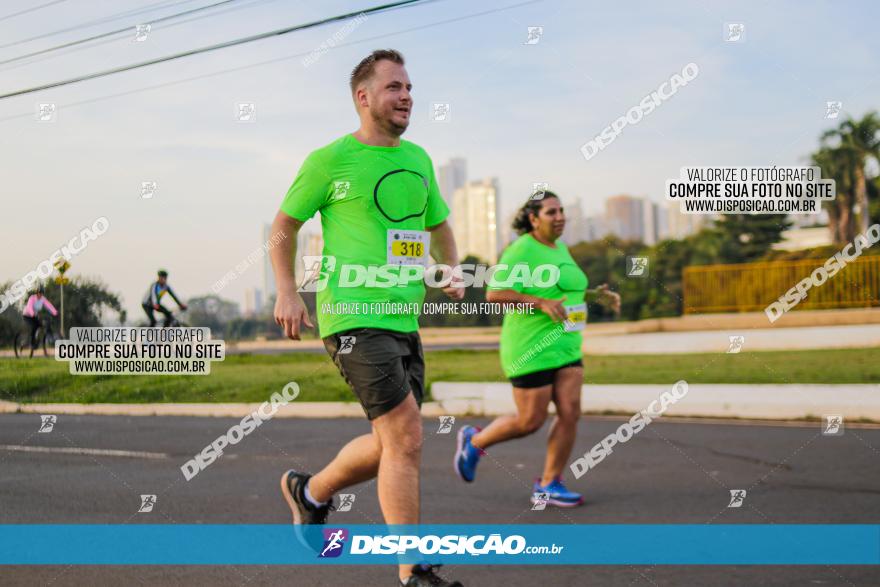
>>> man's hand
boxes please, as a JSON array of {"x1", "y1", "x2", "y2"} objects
[
  {"x1": 441, "y1": 266, "x2": 466, "y2": 301},
  {"x1": 595, "y1": 284, "x2": 621, "y2": 315},
  {"x1": 537, "y1": 296, "x2": 568, "y2": 322},
  {"x1": 153, "y1": 304, "x2": 160, "y2": 310},
  {"x1": 274, "y1": 292, "x2": 314, "y2": 340}
]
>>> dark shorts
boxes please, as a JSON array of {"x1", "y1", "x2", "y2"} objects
[
  {"x1": 509, "y1": 359, "x2": 583, "y2": 389},
  {"x1": 323, "y1": 328, "x2": 425, "y2": 421}
]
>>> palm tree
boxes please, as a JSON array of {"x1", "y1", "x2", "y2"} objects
[
  {"x1": 811, "y1": 146, "x2": 857, "y2": 244},
  {"x1": 822, "y1": 111, "x2": 880, "y2": 235}
]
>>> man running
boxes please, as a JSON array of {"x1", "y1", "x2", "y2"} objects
[
  {"x1": 141, "y1": 269, "x2": 187, "y2": 327},
  {"x1": 270, "y1": 49, "x2": 465, "y2": 587}
]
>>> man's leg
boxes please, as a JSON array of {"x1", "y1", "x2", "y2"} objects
[
  {"x1": 142, "y1": 304, "x2": 156, "y2": 327},
  {"x1": 307, "y1": 430, "x2": 381, "y2": 503},
  {"x1": 157, "y1": 306, "x2": 173, "y2": 327},
  {"x1": 471, "y1": 384, "x2": 552, "y2": 450},
  {"x1": 371, "y1": 392, "x2": 422, "y2": 582},
  {"x1": 540, "y1": 366, "x2": 583, "y2": 486}
]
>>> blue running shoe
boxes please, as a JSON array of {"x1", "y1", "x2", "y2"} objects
[
  {"x1": 532, "y1": 476, "x2": 584, "y2": 507},
  {"x1": 454, "y1": 425, "x2": 483, "y2": 482}
]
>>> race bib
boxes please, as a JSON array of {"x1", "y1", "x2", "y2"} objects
[
  {"x1": 387, "y1": 230, "x2": 430, "y2": 266},
  {"x1": 563, "y1": 302, "x2": 586, "y2": 332}
]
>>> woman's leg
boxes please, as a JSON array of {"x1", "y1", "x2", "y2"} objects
[
  {"x1": 471, "y1": 384, "x2": 552, "y2": 451},
  {"x1": 25, "y1": 316, "x2": 40, "y2": 348},
  {"x1": 540, "y1": 366, "x2": 583, "y2": 485}
]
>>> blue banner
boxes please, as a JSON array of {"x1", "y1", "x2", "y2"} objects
[{"x1": 1, "y1": 525, "x2": 877, "y2": 565}]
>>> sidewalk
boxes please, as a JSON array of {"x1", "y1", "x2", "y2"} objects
[{"x1": 4, "y1": 383, "x2": 878, "y2": 421}]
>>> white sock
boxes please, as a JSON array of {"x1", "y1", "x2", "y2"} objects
[{"x1": 304, "y1": 481, "x2": 327, "y2": 508}]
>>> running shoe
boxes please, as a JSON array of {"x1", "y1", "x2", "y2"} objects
[
  {"x1": 401, "y1": 564, "x2": 463, "y2": 586},
  {"x1": 280, "y1": 470, "x2": 335, "y2": 525},
  {"x1": 531, "y1": 476, "x2": 584, "y2": 507},
  {"x1": 454, "y1": 425, "x2": 483, "y2": 483},
  {"x1": 281, "y1": 469, "x2": 336, "y2": 553}
]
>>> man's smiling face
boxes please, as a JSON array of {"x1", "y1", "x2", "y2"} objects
[{"x1": 363, "y1": 60, "x2": 412, "y2": 136}]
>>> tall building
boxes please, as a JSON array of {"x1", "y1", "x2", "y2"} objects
[
  {"x1": 438, "y1": 158, "x2": 467, "y2": 221},
  {"x1": 665, "y1": 202, "x2": 712, "y2": 240},
  {"x1": 656, "y1": 205, "x2": 670, "y2": 241},
  {"x1": 452, "y1": 178, "x2": 501, "y2": 264},
  {"x1": 605, "y1": 195, "x2": 644, "y2": 241},
  {"x1": 584, "y1": 215, "x2": 608, "y2": 242},
  {"x1": 564, "y1": 199, "x2": 586, "y2": 245},
  {"x1": 244, "y1": 287, "x2": 263, "y2": 317},
  {"x1": 641, "y1": 198, "x2": 660, "y2": 246}
]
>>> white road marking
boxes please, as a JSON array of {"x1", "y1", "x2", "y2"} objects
[{"x1": 0, "y1": 445, "x2": 168, "y2": 459}]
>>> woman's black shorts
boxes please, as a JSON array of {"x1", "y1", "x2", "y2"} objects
[{"x1": 509, "y1": 359, "x2": 583, "y2": 389}]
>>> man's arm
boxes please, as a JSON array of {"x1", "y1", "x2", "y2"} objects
[
  {"x1": 426, "y1": 220, "x2": 465, "y2": 300},
  {"x1": 426, "y1": 220, "x2": 456, "y2": 265},
  {"x1": 167, "y1": 287, "x2": 186, "y2": 310},
  {"x1": 270, "y1": 210, "x2": 314, "y2": 340}
]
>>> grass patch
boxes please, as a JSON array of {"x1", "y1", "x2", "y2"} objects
[{"x1": 1, "y1": 347, "x2": 877, "y2": 404}]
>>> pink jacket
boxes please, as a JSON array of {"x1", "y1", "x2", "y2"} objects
[{"x1": 23, "y1": 295, "x2": 58, "y2": 318}]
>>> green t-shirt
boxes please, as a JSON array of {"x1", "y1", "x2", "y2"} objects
[
  {"x1": 488, "y1": 233, "x2": 589, "y2": 378},
  {"x1": 280, "y1": 134, "x2": 449, "y2": 338}
]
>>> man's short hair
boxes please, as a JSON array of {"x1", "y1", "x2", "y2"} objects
[{"x1": 349, "y1": 49, "x2": 405, "y2": 95}]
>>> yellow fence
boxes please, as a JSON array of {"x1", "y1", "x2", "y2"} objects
[{"x1": 682, "y1": 256, "x2": 880, "y2": 314}]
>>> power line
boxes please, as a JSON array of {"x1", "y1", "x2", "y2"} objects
[
  {"x1": 0, "y1": 0, "x2": 427, "y2": 100},
  {"x1": 0, "y1": 0, "x2": 539, "y2": 122},
  {"x1": 0, "y1": 0, "x2": 198, "y2": 49},
  {"x1": 0, "y1": 0, "x2": 283, "y2": 75},
  {"x1": 0, "y1": 0, "x2": 68, "y2": 24},
  {"x1": 0, "y1": 0, "x2": 249, "y2": 66}
]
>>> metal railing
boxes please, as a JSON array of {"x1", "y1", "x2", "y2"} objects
[{"x1": 682, "y1": 256, "x2": 880, "y2": 314}]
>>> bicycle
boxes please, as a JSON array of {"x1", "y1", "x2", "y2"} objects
[
  {"x1": 165, "y1": 313, "x2": 189, "y2": 328},
  {"x1": 14, "y1": 316, "x2": 61, "y2": 358},
  {"x1": 148, "y1": 309, "x2": 189, "y2": 328}
]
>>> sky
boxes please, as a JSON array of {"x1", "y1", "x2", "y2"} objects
[{"x1": 1, "y1": 0, "x2": 879, "y2": 319}]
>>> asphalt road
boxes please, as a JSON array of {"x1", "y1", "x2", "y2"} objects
[{"x1": 1, "y1": 414, "x2": 879, "y2": 586}]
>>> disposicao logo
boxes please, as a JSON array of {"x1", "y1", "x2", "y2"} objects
[{"x1": 319, "y1": 528, "x2": 348, "y2": 558}]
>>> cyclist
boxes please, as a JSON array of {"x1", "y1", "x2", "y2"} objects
[
  {"x1": 22, "y1": 286, "x2": 58, "y2": 349},
  {"x1": 142, "y1": 269, "x2": 187, "y2": 327}
]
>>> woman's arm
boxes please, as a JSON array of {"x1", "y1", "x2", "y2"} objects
[
  {"x1": 485, "y1": 288, "x2": 569, "y2": 322},
  {"x1": 43, "y1": 298, "x2": 59, "y2": 316}
]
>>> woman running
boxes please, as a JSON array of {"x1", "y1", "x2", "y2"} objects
[{"x1": 454, "y1": 190, "x2": 620, "y2": 507}]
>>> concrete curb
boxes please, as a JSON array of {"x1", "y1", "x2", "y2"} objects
[
  {"x1": 1, "y1": 400, "x2": 459, "y2": 419},
  {"x1": 3, "y1": 383, "x2": 878, "y2": 420},
  {"x1": 433, "y1": 383, "x2": 880, "y2": 420}
]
